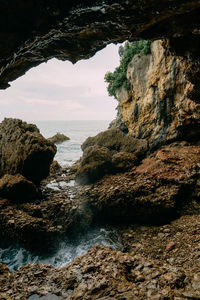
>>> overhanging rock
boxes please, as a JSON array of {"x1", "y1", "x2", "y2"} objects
[{"x1": 1, "y1": 1, "x2": 200, "y2": 88}]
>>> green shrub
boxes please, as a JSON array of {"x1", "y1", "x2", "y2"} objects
[{"x1": 104, "y1": 40, "x2": 151, "y2": 99}]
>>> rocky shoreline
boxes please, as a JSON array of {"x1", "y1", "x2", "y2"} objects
[
  {"x1": 0, "y1": 118, "x2": 200, "y2": 298},
  {"x1": 1, "y1": 38, "x2": 200, "y2": 299}
]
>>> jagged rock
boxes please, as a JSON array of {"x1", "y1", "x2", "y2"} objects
[
  {"x1": 76, "y1": 146, "x2": 112, "y2": 184},
  {"x1": 116, "y1": 40, "x2": 200, "y2": 150},
  {"x1": 82, "y1": 128, "x2": 148, "y2": 157},
  {"x1": 3, "y1": 214, "x2": 200, "y2": 298},
  {"x1": 79, "y1": 143, "x2": 200, "y2": 223},
  {"x1": 0, "y1": 174, "x2": 37, "y2": 202},
  {"x1": 48, "y1": 133, "x2": 70, "y2": 144},
  {"x1": 0, "y1": 244, "x2": 195, "y2": 299},
  {"x1": 0, "y1": 184, "x2": 84, "y2": 251},
  {"x1": 0, "y1": 118, "x2": 57, "y2": 184},
  {"x1": 1, "y1": 2, "x2": 200, "y2": 89}
]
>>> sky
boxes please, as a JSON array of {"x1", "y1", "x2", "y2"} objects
[{"x1": 0, "y1": 44, "x2": 120, "y2": 122}]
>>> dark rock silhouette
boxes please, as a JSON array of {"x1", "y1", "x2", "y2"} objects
[
  {"x1": 0, "y1": 1, "x2": 200, "y2": 89},
  {"x1": 0, "y1": 118, "x2": 57, "y2": 184}
]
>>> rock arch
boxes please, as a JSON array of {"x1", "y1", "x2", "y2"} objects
[{"x1": 1, "y1": 0, "x2": 200, "y2": 89}]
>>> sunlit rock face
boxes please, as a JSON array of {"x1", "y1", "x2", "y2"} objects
[
  {"x1": 1, "y1": 0, "x2": 200, "y2": 89},
  {"x1": 116, "y1": 40, "x2": 200, "y2": 150}
]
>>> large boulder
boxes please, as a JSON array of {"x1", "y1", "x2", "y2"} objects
[
  {"x1": 76, "y1": 146, "x2": 112, "y2": 185},
  {"x1": 76, "y1": 129, "x2": 147, "y2": 184},
  {"x1": 0, "y1": 118, "x2": 57, "y2": 184},
  {"x1": 81, "y1": 128, "x2": 125, "y2": 152},
  {"x1": 81, "y1": 128, "x2": 148, "y2": 158},
  {"x1": 0, "y1": 174, "x2": 37, "y2": 202},
  {"x1": 75, "y1": 149, "x2": 138, "y2": 185}
]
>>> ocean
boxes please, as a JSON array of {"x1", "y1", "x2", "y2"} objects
[
  {"x1": 0, "y1": 120, "x2": 121, "y2": 272},
  {"x1": 35, "y1": 120, "x2": 110, "y2": 166}
]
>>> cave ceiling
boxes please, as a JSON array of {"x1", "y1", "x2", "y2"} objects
[{"x1": 1, "y1": 0, "x2": 200, "y2": 89}]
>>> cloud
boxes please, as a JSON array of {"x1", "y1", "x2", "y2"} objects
[{"x1": 0, "y1": 44, "x2": 120, "y2": 121}]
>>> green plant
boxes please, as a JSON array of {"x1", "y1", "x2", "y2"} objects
[{"x1": 104, "y1": 40, "x2": 151, "y2": 99}]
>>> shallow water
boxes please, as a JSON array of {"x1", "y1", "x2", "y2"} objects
[
  {"x1": 0, "y1": 226, "x2": 121, "y2": 272},
  {"x1": 0, "y1": 120, "x2": 121, "y2": 272}
]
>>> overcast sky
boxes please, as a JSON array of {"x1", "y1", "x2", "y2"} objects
[{"x1": 0, "y1": 44, "x2": 120, "y2": 122}]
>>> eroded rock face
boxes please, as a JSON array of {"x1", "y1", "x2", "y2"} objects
[
  {"x1": 0, "y1": 118, "x2": 57, "y2": 184},
  {"x1": 1, "y1": 1, "x2": 200, "y2": 89},
  {"x1": 116, "y1": 40, "x2": 200, "y2": 150}
]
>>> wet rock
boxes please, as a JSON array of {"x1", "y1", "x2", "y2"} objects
[
  {"x1": 48, "y1": 133, "x2": 70, "y2": 144},
  {"x1": 0, "y1": 174, "x2": 37, "y2": 202},
  {"x1": 76, "y1": 146, "x2": 112, "y2": 184},
  {"x1": 0, "y1": 118, "x2": 57, "y2": 184},
  {"x1": 0, "y1": 174, "x2": 87, "y2": 251},
  {"x1": 69, "y1": 160, "x2": 81, "y2": 174},
  {"x1": 0, "y1": 245, "x2": 193, "y2": 299},
  {"x1": 0, "y1": 196, "x2": 80, "y2": 251}
]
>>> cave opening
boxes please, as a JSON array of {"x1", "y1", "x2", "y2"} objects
[{"x1": 1, "y1": 2, "x2": 200, "y2": 297}]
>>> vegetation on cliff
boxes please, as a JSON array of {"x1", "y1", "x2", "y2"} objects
[{"x1": 104, "y1": 40, "x2": 151, "y2": 98}]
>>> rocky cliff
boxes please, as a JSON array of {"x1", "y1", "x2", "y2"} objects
[
  {"x1": 116, "y1": 40, "x2": 200, "y2": 150},
  {"x1": 1, "y1": 1, "x2": 200, "y2": 89}
]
